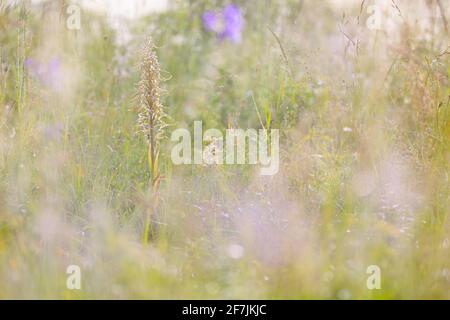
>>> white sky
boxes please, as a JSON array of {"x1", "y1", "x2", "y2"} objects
[
  {"x1": 79, "y1": 0, "x2": 169, "y2": 19},
  {"x1": 28, "y1": 0, "x2": 170, "y2": 19}
]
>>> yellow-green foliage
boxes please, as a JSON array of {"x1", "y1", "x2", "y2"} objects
[{"x1": 0, "y1": 0, "x2": 448, "y2": 299}]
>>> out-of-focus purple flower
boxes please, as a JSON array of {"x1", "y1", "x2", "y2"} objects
[
  {"x1": 41, "y1": 122, "x2": 64, "y2": 141},
  {"x1": 25, "y1": 56, "x2": 63, "y2": 91},
  {"x1": 202, "y1": 11, "x2": 219, "y2": 33},
  {"x1": 220, "y1": 4, "x2": 243, "y2": 43},
  {"x1": 202, "y1": 3, "x2": 244, "y2": 43}
]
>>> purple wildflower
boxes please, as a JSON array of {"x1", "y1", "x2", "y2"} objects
[
  {"x1": 202, "y1": 11, "x2": 219, "y2": 33},
  {"x1": 220, "y1": 4, "x2": 243, "y2": 43},
  {"x1": 202, "y1": 3, "x2": 244, "y2": 43},
  {"x1": 25, "y1": 56, "x2": 62, "y2": 91}
]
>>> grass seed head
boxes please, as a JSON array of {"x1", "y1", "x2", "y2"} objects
[{"x1": 138, "y1": 38, "x2": 168, "y2": 150}]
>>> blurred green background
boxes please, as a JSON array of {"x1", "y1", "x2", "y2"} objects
[{"x1": 0, "y1": 0, "x2": 448, "y2": 299}]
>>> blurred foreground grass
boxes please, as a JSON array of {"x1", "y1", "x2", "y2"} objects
[{"x1": 0, "y1": 0, "x2": 449, "y2": 299}]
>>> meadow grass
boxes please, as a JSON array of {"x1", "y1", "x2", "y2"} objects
[{"x1": 0, "y1": 0, "x2": 448, "y2": 299}]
